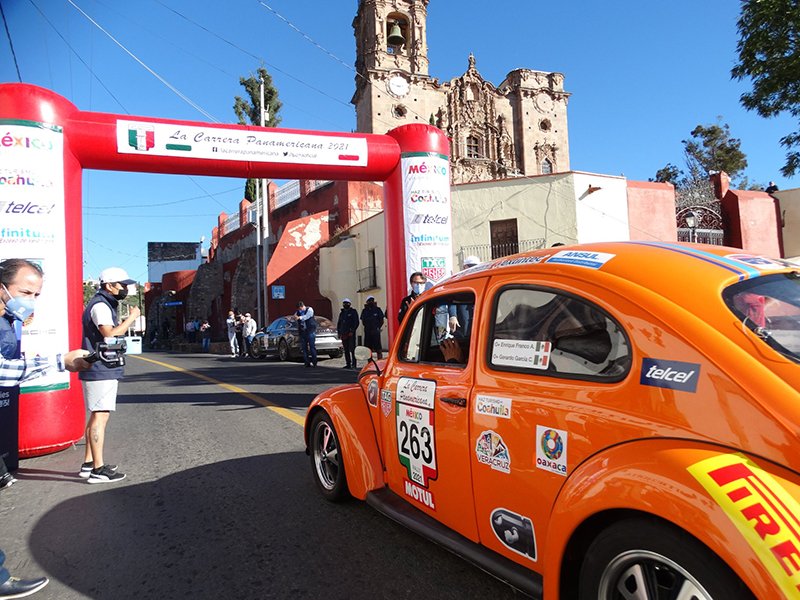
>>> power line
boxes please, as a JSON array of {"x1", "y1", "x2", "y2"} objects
[
  {"x1": 0, "y1": 0, "x2": 22, "y2": 81},
  {"x1": 84, "y1": 185, "x2": 242, "y2": 209}
]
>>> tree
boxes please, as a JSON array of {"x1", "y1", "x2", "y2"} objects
[
  {"x1": 732, "y1": 0, "x2": 800, "y2": 176},
  {"x1": 234, "y1": 67, "x2": 282, "y2": 202},
  {"x1": 653, "y1": 163, "x2": 682, "y2": 186}
]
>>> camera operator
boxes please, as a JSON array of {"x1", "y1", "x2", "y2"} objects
[
  {"x1": 0, "y1": 258, "x2": 91, "y2": 599},
  {"x1": 79, "y1": 267, "x2": 139, "y2": 485}
]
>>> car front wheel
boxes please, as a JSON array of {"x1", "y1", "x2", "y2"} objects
[
  {"x1": 309, "y1": 411, "x2": 349, "y2": 502},
  {"x1": 278, "y1": 339, "x2": 290, "y2": 361},
  {"x1": 578, "y1": 518, "x2": 754, "y2": 600}
]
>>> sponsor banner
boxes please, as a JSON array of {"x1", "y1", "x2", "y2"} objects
[
  {"x1": 546, "y1": 250, "x2": 615, "y2": 269},
  {"x1": 403, "y1": 478, "x2": 436, "y2": 510},
  {"x1": 490, "y1": 508, "x2": 537, "y2": 561},
  {"x1": 0, "y1": 121, "x2": 69, "y2": 391},
  {"x1": 367, "y1": 379, "x2": 378, "y2": 407},
  {"x1": 475, "y1": 394, "x2": 512, "y2": 419},
  {"x1": 475, "y1": 430, "x2": 511, "y2": 473},
  {"x1": 397, "y1": 377, "x2": 436, "y2": 409},
  {"x1": 688, "y1": 453, "x2": 800, "y2": 597},
  {"x1": 491, "y1": 339, "x2": 551, "y2": 370},
  {"x1": 726, "y1": 253, "x2": 788, "y2": 271},
  {"x1": 536, "y1": 426, "x2": 568, "y2": 476},
  {"x1": 396, "y1": 379, "x2": 438, "y2": 487},
  {"x1": 640, "y1": 358, "x2": 700, "y2": 393},
  {"x1": 380, "y1": 389, "x2": 392, "y2": 417},
  {"x1": 116, "y1": 120, "x2": 368, "y2": 167},
  {"x1": 401, "y1": 152, "x2": 452, "y2": 285}
]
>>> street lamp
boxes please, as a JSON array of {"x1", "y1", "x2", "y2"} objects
[{"x1": 685, "y1": 210, "x2": 699, "y2": 243}]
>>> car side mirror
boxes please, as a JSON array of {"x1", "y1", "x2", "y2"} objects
[{"x1": 355, "y1": 345, "x2": 381, "y2": 376}]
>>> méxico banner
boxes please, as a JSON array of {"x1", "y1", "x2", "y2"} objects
[
  {"x1": 401, "y1": 152, "x2": 453, "y2": 286},
  {"x1": 0, "y1": 120, "x2": 70, "y2": 392}
]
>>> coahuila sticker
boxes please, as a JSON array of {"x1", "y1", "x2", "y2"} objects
[
  {"x1": 536, "y1": 426, "x2": 568, "y2": 476},
  {"x1": 403, "y1": 478, "x2": 436, "y2": 510},
  {"x1": 380, "y1": 389, "x2": 392, "y2": 417},
  {"x1": 396, "y1": 378, "x2": 438, "y2": 487},
  {"x1": 492, "y1": 339, "x2": 551, "y2": 370},
  {"x1": 688, "y1": 453, "x2": 800, "y2": 598},
  {"x1": 475, "y1": 394, "x2": 512, "y2": 419},
  {"x1": 475, "y1": 430, "x2": 511, "y2": 473}
]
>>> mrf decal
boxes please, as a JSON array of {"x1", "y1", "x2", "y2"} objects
[
  {"x1": 396, "y1": 377, "x2": 438, "y2": 487},
  {"x1": 688, "y1": 453, "x2": 800, "y2": 597},
  {"x1": 490, "y1": 508, "x2": 537, "y2": 561}
]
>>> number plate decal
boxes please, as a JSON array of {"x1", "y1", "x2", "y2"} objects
[{"x1": 396, "y1": 378, "x2": 438, "y2": 487}]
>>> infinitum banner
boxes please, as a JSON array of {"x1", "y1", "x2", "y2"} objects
[{"x1": 0, "y1": 119, "x2": 70, "y2": 392}]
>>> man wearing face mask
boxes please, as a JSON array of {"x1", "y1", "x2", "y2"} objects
[
  {"x1": 0, "y1": 258, "x2": 90, "y2": 599},
  {"x1": 397, "y1": 271, "x2": 427, "y2": 324},
  {"x1": 79, "y1": 267, "x2": 140, "y2": 484}
]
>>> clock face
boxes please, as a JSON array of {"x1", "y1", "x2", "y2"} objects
[
  {"x1": 388, "y1": 75, "x2": 410, "y2": 98},
  {"x1": 535, "y1": 93, "x2": 554, "y2": 113}
]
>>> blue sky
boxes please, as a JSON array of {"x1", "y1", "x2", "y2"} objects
[{"x1": 1, "y1": 0, "x2": 796, "y2": 282}]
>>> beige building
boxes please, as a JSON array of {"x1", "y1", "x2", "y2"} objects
[
  {"x1": 773, "y1": 188, "x2": 800, "y2": 260},
  {"x1": 352, "y1": 0, "x2": 570, "y2": 184}
]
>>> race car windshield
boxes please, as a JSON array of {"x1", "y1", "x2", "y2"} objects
[{"x1": 723, "y1": 272, "x2": 800, "y2": 362}]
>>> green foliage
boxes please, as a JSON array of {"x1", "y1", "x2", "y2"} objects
[
  {"x1": 234, "y1": 66, "x2": 282, "y2": 203},
  {"x1": 652, "y1": 163, "x2": 682, "y2": 185},
  {"x1": 732, "y1": 0, "x2": 800, "y2": 176},
  {"x1": 682, "y1": 121, "x2": 747, "y2": 181}
]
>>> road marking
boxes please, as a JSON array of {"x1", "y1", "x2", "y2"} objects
[{"x1": 131, "y1": 355, "x2": 305, "y2": 426}]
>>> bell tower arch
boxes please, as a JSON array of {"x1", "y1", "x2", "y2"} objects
[{"x1": 352, "y1": 0, "x2": 432, "y2": 133}]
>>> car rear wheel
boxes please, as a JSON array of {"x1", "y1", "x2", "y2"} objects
[
  {"x1": 328, "y1": 349, "x2": 343, "y2": 358},
  {"x1": 578, "y1": 518, "x2": 754, "y2": 600},
  {"x1": 278, "y1": 339, "x2": 289, "y2": 361},
  {"x1": 309, "y1": 411, "x2": 349, "y2": 502}
]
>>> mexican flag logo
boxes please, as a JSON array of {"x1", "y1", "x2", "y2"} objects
[{"x1": 128, "y1": 126, "x2": 155, "y2": 151}]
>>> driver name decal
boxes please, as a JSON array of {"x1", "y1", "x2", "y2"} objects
[
  {"x1": 396, "y1": 378, "x2": 438, "y2": 487},
  {"x1": 688, "y1": 453, "x2": 800, "y2": 598}
]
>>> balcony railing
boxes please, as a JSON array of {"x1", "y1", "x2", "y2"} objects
[
  {"x1": 458, "y1": 238, "x2": 546, "y2": 264},
  {"x1": 222, "y1": 213, "x2": 240, "y2": 235},
  {"x1": 677, "y1": 228, "x2": 724, "y2": 245},
  {"x1": 357, "y1": 265, "x2": 378, "y2": 291},
  {"x1": 275, "y1": 180, "x2": 301, "y2": 209}
]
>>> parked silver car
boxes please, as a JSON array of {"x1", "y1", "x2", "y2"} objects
[{"x1": 249, "y1": 315, "x2": 344, "y2": 361}]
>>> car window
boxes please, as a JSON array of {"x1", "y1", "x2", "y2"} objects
[
  {"x1": 723, "y1": 272, "x2": 800, "y2": 362},
  {"x1": 490, "y1": 287, "x2": 630, "y2": 380},
  {"x1": 399, "y1": 292, "x2": 475, "y2": 367}
]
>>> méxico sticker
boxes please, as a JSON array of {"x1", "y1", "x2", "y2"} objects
[
  {"x1": 536, "y1": 426, "x2": 568, "y2": 476},
  {"x1": 396, "y1": 378, "x2": 438, "y2": 487},
  {"x1": 475, "y1": 430, "x2": 511, "y2": 473}
]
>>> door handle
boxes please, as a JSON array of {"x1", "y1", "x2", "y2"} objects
[{"x1": 440, "y1": 397, "x2": 467, "y2": 408}]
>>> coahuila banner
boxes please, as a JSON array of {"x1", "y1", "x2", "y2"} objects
[
  {"x1": 401, "y1": 152, "x2": 452, "y2": 286},
  {"x1": 0, "y1": 120, "x2": 70, "y2": 391},
  {"x1": 116, "y1": 120, "x2": 368, "y2": 167}
]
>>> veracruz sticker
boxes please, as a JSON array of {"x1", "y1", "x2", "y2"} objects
[
  {"x1": 396, "y1": 378, "x2": 438, "y2": 487},
  {"x1": 688, "y1": 453, "x2": 800, "y2": 598},
  {"x1": 475, "y1": 431, "x2": 511, "y2": 473},
  {"x1": 536, "y1": 426, "x2": 568, "y2": 476}
]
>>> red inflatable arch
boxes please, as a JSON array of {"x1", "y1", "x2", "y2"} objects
[{"x1": 0, "y1": 83, "x2": 452, "y2": 457}]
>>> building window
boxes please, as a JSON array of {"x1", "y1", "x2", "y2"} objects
[
  {"x1": 466, "y1": 135, "x2": 481, "y2": 159},
  {"x1": 542, "y1": 158, "x2": 553, "y2": 174}
]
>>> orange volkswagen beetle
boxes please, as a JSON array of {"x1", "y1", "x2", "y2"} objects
[{"x1": 304, "y1": 242, "x2": 800, "y2": 599}]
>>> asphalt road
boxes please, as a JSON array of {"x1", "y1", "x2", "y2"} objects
[{"x1": 1, "y1": 351, "x2": 523, "y2": 599}]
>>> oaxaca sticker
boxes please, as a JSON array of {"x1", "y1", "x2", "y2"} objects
[
  {"x1": 536, "y1": 426, "x2": 568, "y2": 476},
  {"x1": 475, "y1": 431, "x2": 511, "y2": 473},
  {"x1": 396, "y1": 378, "x2": 438, "y2": 487},
  {"x1": 367, "y1": 379, "x2": 378, "y2": 407},
  {"x1": 490, "y1": 508, "x2": 537, "y2": 561},
  {"x1": 546, "y1": 250, "x2": 615, "y2": 269},
  {"x1": 475, "y1": 394, "x2": 512, "y2": 419},
  {"x1": 492, "y1": 339, "x2": 551, "y2": 370},
  {"x1": 688, "y1": 453, "x2": 800, "y2": 598},
  {"x1": 380, "y1": 389, "x2": 392, "y2": 417},
  {"x1": 640, "y1": 358, "x2": 700, "y2": 393}
]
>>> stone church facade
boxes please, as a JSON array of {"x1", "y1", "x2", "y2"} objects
[{"x1": 351, "y1": 0, "x2": 571, "y2": 184}]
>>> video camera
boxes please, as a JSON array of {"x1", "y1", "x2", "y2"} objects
[{"x1": 85, "y1": 337, "x2": 127, "y2": 368}]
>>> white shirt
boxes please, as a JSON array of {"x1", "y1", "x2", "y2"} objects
[
  {"x1": 243, "y1": 318, "x2": 257, "y2": 337},
  {"x1": 226, "y1": 316, "x2": 237, "y2": 334},
  {"x1": 90, "y1": 303, "x2": 115, "y2": 328}
]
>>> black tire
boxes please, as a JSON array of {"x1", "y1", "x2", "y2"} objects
[
  {"x1": 278, "y1": 339, "x2": 290, "y2": 361},
  {"x1": 308, "y1": 411, "x2": 349, "y2": 502},
  {"x1": 578, "y1": 517, "x2": 754, "y2": 600},
  {"x1": 249, "y1": 339, "x2": 265, "y2": 359},
  {"x1": 328, "y1": 349, "x2": 343, "y2": 359}
]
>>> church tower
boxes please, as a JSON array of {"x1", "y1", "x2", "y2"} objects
[{"x1": 352, "y1": 0, "x2": 570, "y2": 183}]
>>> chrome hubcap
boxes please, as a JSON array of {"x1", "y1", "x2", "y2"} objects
[
  {"x1": 598, "y1": 550, "x2": 711, "y2": 600},
  {"x1": 313, "y1": 421, "x2": 339, "y2": 490}
]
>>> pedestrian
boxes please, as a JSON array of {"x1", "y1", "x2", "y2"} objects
[
  {"x1": 398, "y1": 271, "x2": 427, "y2": 323},
  {"x1": 79, "y1": 266, "x2": 141, "y2": 484},
  {"x1": 337, "y1": 299, "x2": 359, "y2": 368},
  {"x1": 766, "y1": 181, "x2": 779, "y2": 194},
  {"x1": 0, "y1": 258, "x2": 91, "y2": 599},
  {"x1": 295, "y1": 301, "x2": 317, "y2": 367},
  {"x1": 360, "y1": 295, "x2": 384, "y2": 359},
  {"x1": 225, "y1": 310, "x2": 239, "y2": 357},
  {"x1": 243, "y1": 312, "x2": 257, "y2": 356},
  {"x1": 200, "y1": 319, "x2": 211, "y2": 352},
  {"x1": 234, "y1": 312, "x2": 245, "y2": 356},
  {"x1": 184, "y1": 318, "x2": 196, "y2": 343}
]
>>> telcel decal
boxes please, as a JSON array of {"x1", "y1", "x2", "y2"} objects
[
  {"x1": 490, "y1": 508, "x2": 537, "y2": 561},
  {"x1": 688, "y1": 453, "x2": 800, "y2": 597},
  {"x1": 475, "y1": 431, "x2": 511, "y2": 474},
  {"x1": 536, "y1": 426, "x2": 568, "y2": 476},
  {"x1": 640, "y1": 358, "x2": 700, "y2": 393}
]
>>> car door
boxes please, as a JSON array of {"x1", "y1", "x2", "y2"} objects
[{"x1": 381, "y1": 283, "x2": 485, "y2": 542}]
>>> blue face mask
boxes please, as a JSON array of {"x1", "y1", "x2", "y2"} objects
[
  {"x1": 2, "y1": 285, "x2": 35, "y2": 322},
  {"x1": 412, "y1": 283, "x2": 426, "y2": 295}
]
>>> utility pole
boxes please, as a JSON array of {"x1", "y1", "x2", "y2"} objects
[
  {"x1": 260, "y1": 76, "x2": 270, "y2": 328},
  {"x1": 255, "y1": 77, "x2": 265, "y2": 328}
]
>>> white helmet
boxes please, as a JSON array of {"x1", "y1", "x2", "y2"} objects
[{"x1": 462, "y1": 255, "x2": 481, "y2": 268}]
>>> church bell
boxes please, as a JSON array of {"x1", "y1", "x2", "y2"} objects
[{"x1": 387, "y1": 21, "x2": 405, "y2": 46}]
